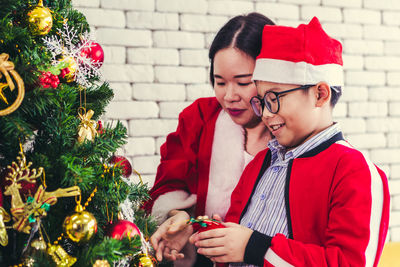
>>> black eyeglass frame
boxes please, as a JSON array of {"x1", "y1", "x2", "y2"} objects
[{"x1": 250, "y1": 84, "x2": 315, "y2": 115}]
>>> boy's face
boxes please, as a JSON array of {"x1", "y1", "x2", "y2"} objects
[{"x1": 256, "y1": 81, "x2": 324, "y2": 150}]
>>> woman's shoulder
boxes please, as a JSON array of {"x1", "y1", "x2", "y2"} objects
[{"x1": 181, "y1": 97, "x2": 221, "y2": 122}]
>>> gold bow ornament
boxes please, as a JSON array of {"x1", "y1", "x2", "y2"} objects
[
  {"x1": 0, "y1": 53, "x2": 25, "y2": 116},
  {"x1": 77, "y1": 108, "x2": 98, "y2": 143}
]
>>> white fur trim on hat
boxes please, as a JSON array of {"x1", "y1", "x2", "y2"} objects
[
  {"x1": 151, "y1": 191, "x2": 197, "y2": 224},
  {"x1": 252, "y1": 58, "x2": 343, "y2": 86}
]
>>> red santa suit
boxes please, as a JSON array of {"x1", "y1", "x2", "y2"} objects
[
  {"x1": 143, "y1": 96, "x2": 252, "y2": 224},
  {"x1": 224, "y1": 133, "x2": 390, "y2": 267}
]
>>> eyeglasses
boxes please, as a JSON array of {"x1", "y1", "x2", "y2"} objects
[{"x1": 250, "y1": 84, "x2": 314, "y2": 116}]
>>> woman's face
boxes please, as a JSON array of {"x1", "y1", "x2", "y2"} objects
[{"x1": 213, "y1": 47, "x2": 260, "y2": 128}]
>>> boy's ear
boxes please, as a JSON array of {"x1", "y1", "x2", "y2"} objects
[{"x1": 314, "y1": 82, "x2": 331, "y2": 107}]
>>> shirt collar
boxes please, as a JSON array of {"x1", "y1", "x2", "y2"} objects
[{"x1": 268, "y1": 123, "x2": 341, "y2": 161}]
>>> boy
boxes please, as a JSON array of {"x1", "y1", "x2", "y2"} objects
[{"x1": 190, "y1": 17, "x2": 390, "y2": 267}]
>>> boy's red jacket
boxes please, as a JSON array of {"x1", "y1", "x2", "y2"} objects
[{"x1": 225, "y1": 133, "x2": 390, "y2": 267}]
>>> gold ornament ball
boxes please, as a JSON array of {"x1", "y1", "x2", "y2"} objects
[
  {"x1": 59, "y1": 56, "x2": 78, "y2": 83},
  {"x1": 131, "y1": 253, "x2": 157, "y2": 267},
  {"x1": 63, "y1": 210, "x2": 97, "y2": 243},
  {"x1": 93, "y1": 259, "x2": 110, "y2": 267},
  {"x1": 27, "y1": 3, "x2": 53, "y2": 35}
]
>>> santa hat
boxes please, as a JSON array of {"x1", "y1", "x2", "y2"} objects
[{"x1": 252, "y1": 17, "x2": 343, "y2": 86}]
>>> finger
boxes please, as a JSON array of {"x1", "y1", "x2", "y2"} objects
[
  {"x1": 164, "y1": 247, "x2": 185, "y2": 261},
  {"x1": 150, "y1": 225, "x2": 167, "y2": 250},
  {"x1": 150, "y1": 239, "x2": 157, "y2": 250},
  {"x1": 197, "y1": 228, "x2": 225, "y2": 240},
  {"x1": 189, "y1": 232, "x2": 199, "y2": 244},
  {"x1": 155, "y1": 240, "x2": 166, "y2": 261},
  {"x1": 170, "y1": 248, "x2": 185, "y2": 259},
  {"x1": 221, "y1": 222, "x2": 240, "y2": 228},
  {"x1": 163, "y1": 246, "x2": 176, "y2": 261},
  {"x1": 175, "y1": 252, "x2": 185, "y2": 260},
  {"x1": 168, "y1": 249, "x2": 183, "y2": 261},
  {"x1": 212, "y1": 214, "x2": 222, "y2": 221},
  {"x1": 150, "y1": 234, "x2": 160, "y2": 250},
  {"x1": 209, "y1": 255, "x2": 229, "y2": 263},
  {"x1": 195, "y1": 236, "x2": 225, "y2": 248},
  {"x1": 197, "y1": 246, "x2": 226, "y2": 257}
]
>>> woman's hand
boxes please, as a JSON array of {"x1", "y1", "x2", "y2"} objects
[
  {"x1": 189, "y1": 222, "x2": 253, "y2": 263},
  {"x1": 150, "y1": 210, "x2": 193, "y2": 261}
]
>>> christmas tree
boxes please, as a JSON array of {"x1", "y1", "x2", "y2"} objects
[{"x1": 0, "y1": 0, "x2": 157, "y2": 266}]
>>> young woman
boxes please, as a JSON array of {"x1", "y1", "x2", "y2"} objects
[{"x1": 142, "y1": 13, "x2": 275, "y2": 266}]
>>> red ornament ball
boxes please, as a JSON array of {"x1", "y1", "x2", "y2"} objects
[
  {"x1": 80, "y1": 42, "x2": 104, "y2": 66},
  {"x1": 110, "y1": 155, "x2": 132, "y2": 178},
  {"x1": 107, "y1": 220, "x2": 141, "y2": 240}
]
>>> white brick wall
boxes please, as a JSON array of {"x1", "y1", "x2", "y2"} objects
[
  {"x1": 153, "y1": 31, "x2": 204, "y2": 48},
  {"x1": 343, "y1": 40, "x2": 383, "y2": 55},
  {"x1": 73, "y1": 0, "x2": 400, "y2": 240},
  {"x1": 256, "y1": 3, "x2": 300, "y2": 20},
  {"x1": 181, "y1": 15, "x2": 228, "y2": 33},
  {"x1": 208, "y1": 1, "x2": 254, "y2": 16},
  {"x1": 156, "y1": 0, "x2": 208, "y2": 14},
  {"x1": 127, "y1": 48, "x2": 179, "y2": 65},
  {"x1": 126, "y1": 12, "x2": 179, "y2": 30}
]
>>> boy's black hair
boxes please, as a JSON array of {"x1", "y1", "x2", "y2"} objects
[
  {"x1": 208, "y1": 13, "x2": 275, "y2": 86},
  {"x1": 330, "y1": 86, "x2": 342, "y2": 107}
]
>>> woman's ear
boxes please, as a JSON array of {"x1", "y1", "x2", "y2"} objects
[{"x1": 314, "y1": 82, "x2": 331, "y2": 107}]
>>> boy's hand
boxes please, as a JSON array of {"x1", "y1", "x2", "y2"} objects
[
  {"x1": 189, "y1": 222, "x2": 253, "y2": 263},
  {"x1": 150, "y1": 210, "x2": 192, "y2": 261}
]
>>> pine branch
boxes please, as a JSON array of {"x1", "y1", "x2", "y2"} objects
[
  {"x1": 76, "y1": 237, "x2": 142, "y2": 267},
  {"x1": 0, "y1": 1, "x2": 154, "y2": 265}
]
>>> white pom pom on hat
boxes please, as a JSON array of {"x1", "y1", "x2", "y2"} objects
[{"x1": 252, "y1": 17, "x2": 343, "y2": 87}]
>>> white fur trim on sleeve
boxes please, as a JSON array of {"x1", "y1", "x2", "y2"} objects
[{"x1": 151, "y1": 190, "x2": 197, "y2": 224}]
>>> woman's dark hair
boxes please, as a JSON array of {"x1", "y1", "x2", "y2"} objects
[{"x1": 209, "y1": 13, "x2": 275, "y2": 86}]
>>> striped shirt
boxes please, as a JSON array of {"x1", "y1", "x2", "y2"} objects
[{"x1": 231, "y1": 123, "x2": 341, "y2": 267}]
